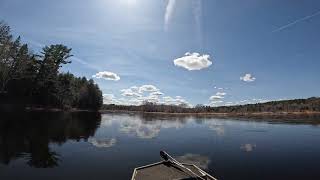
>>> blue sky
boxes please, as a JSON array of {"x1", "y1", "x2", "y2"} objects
[{"x1": 1, "y1": 0, "x2": 320, "y2": 106}]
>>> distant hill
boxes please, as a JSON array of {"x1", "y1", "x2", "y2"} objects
[
  {"x1": 208, "y1": 97, "x2": 320, "y2": 113},
  {"x1": 101, "y1": 97, "x2": 320, "y2": 114}
]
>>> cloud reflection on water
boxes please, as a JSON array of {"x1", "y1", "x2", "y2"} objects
[
  {"x1": 101, "y1": 114, "x2": 233, "y2": 139},
  {"x1": 102, "y1": 114, "x2": 190, "y2": 139},
  {"x1": 175, "y1": 153, "x2": 211, "y2": 169},
  {"x1": 120, "y1": 122, "x2": 161, "y2": 139},
  {"x1": 119, "y1": 117, "x2": 187, "y2": 139},
  {"x1": 240, "y1": 143, "x2": 256, "y2": 152},
  {"x1": 205, "y1": 122, "x2": 225, "y2": 136},
  {"x1": 88, "y1": 138, "x2": 117, "y2": 148}
]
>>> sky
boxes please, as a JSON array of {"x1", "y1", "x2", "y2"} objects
[{"x1": 1, "y1": 0, "x2": 320, "y2": 106}]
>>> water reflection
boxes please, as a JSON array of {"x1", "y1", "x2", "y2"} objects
[
  {"x1": 104, "y1": 114, "x2": 190, "y2": 139},
  {"x1": 1, "y1": 112, "x2": 320, "y2": 180},
  {"x1": 26, "y1": 149, "x2": 60, "y2": 168},
  {"x1": 119, "y1": 120, "x2": 161, "y2": 139},
  {"x1": 175, "y1": 153, "x2": 211, "y2": 169},
  {"x1": 240, "y1": 144, "x2": 256, "y2": 152},
  {"x1": 88, "y1": 138, "x2": 117, "y2": 148},
  {"x1": 0, "y1": 112, "x2": 101, "y2": 168},
  {"x1": 204, "y1": 121, "x2": 225, "y2": 136}
]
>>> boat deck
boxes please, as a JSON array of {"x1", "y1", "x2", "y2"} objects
[{"x1": 131, "y1": 161, "x2": 217, "y2": 180}]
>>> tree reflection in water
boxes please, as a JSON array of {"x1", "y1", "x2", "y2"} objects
[{"x1": 0, "y1": 112, "x2": 101, "y2": 168}]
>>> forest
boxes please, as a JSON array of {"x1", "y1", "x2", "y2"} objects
[
  {"x1": 0, "y1": 21, "x2": 103, "y2": 110},
  {"x1": 102, "y1": 97, "x2": 320, "y2": 114}
]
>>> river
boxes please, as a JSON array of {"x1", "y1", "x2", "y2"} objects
[{"x1": 1, "y1": 112, "x2": 320, "y2": 180}]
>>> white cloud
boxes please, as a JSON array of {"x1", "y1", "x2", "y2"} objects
[
  {"x1": 122, "y1": 97, "x2": 144, "y2": 105},
  {"x1": 120, "y1": 88, "x2": 142, "y2": 97},
  {"x1": 216, "y1": 92, "x2": 226, "y2": 96},
  {"x1": 209, "y1": 100, "x2": 224, "y2": 106},
  {"x1": 118, "y1": 85, "x2": 161, "y2": 104},
  {"x1": 209, "y1": 95, "x2": 224, "y2": 101},
  {"x1": 93, "y1": 71, "x2": 120, "y2": 81},
  {"x1": 150, "y1": 91, "x2": 164, "y2": 96},
  {"x1": 137, "y1": 94, "x2": 161, "y2": 104},
  {"x1": 240, "y1": 73, "x2": 256, "y2": 82},
  {"x1": 164, "y1": 0, "x2": 177, "y2": 31},
  {"x1": 103, "y1": 85, "x2": 191, "y2": 106},
  {"x1": 162, "y1": 96, "x2": 191, "y2": 107},
  {"x1": 103, "y1": 94, "x2": 120, "y2": 104},
  {"x1": 139, "y1": 85, "x2": 159, "y2": 93},
  {"x1": 130, "y1": 86, "x2": 139, "y2": 92},
  {"x1": 209, "y1": 91, "x2": 227, "y2": 106},
  {"x1": 173, "y1": 52, "x2": 212, "y2": 70}
]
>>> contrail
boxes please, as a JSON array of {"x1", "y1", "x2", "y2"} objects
[
  {"x1": 272, "y1": 10, "x2": 320, "y2": 32},
  {"x1": 70, "y1": 56, "x2": 101, "y2": 71}
]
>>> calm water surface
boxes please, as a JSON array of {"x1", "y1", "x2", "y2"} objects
[{"x1": 1, "y1": 112, "x2": 320, "y2": 180}]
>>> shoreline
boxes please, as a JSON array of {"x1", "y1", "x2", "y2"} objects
[
  {"x1": 2, "y1": 107, "x2": 320, "y2": 120},
  {"x1": 99, "y1": 110, "x2": 320, "y2": 124},
  {"x1": 3, "y1": 107, "x2": 320, "y2": 117},
  {"x1": 24, "y1": 107, "x2": 99, "y2": 112},
  {"x1": 0, "y1": 106, "x2": 99, "y2": 113},
  {"x1": 99, "y1": 110, "x2": 320, "y2": 116}
]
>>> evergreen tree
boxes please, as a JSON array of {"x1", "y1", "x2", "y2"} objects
[{"x1": 0, "y1": 21, "x2": 103, "y2": 110}]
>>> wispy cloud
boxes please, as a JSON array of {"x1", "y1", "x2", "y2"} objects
[
  {"x1": 272, "y1": 10, "x2": 320, "y2": 33},
  {"x1": 164, "y1": 0, "x2": 177, "y2": 31},
  {"x1": 192, "y1": 0, "x2": 203, "y2": 45},
  {"x1": 164, "y1": 0, "x2": 203, "y2": 35},
  {"x1": 70, "y1": 56, "x2": 101, "y2": 71}
]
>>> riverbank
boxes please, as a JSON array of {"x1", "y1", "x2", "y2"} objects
[
  {"x1": 3, "y1": 107, "x2": 320, "y2": 117},
  {"x1": 25, "y1": 107, "x2": 97, "y2": 112},
  {"x1": 100, "y1": 109, "x2": 320, "y2": 116},
  {"x1": 0, "y1": 105, "x2": 99, "y2": 112},
  {"x1": 100, "y1": 110, "x2": 320, "y2": 123}
]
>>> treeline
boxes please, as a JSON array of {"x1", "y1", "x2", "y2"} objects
[
  {"x1": 0, "y1": 21, "x2": 102, "y2": 110},
  {"x1": 102, "y1": 97, "x2": 320, "y2": 114}
]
